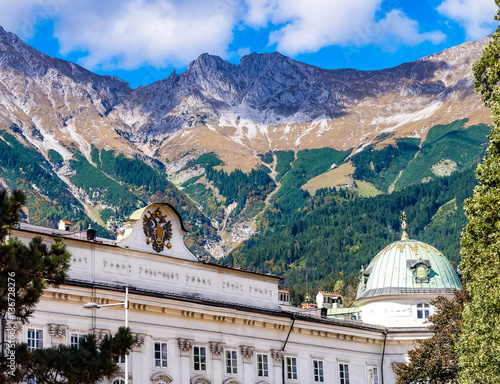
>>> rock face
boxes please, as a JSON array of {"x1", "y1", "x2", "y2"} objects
[
  {"x1": 0, "y1": 25, "x2": 492, "y2": 257},
  {"x1": 0, "y1": 26, "x2": 133, "y2": 163},
  {"x1": 0, "y1": 25, "x2": 491, "y2": 170}
]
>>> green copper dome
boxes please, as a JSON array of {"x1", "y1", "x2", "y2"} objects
[{"x1": 356, "y1": 213, "x2": 462, "y2": 301}]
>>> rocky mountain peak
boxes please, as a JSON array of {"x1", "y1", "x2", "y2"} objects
[
  {"x1": 0, "y1": 25, "x2": 129, "y2": 91},
  {"x1": 187, "y1": 53, "x2": 236, "y2": 74},
  {"x1": 0, "y1": 25, "x2": 493, "y2": 176}
]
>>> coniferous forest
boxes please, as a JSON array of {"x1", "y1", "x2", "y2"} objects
[
  {"x1": 222, "y1": 166, "x2": 476, "y2": 305},
  {"x1": 0, "y1": 118, "x2": 490, "y2": 305}
]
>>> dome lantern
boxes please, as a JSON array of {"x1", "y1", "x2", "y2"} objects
[{"x1": 401, "y1": 211, "x2": 409, "y2": 240}]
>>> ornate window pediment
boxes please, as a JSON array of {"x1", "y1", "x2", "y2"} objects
[
  {"x1": 223, "y1": 379, "x2": 241, "y2": 384},
  {"x1": 191, "y1": 375, "x2": 211, "y2": 384},
  {"x1": 150, "y1": 372, "x2": 173, "y2": 383}
]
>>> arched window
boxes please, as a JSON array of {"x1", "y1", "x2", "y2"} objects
[
  {"x1": 151, "y1": 372, "x2": 173, "y2": 383},
  {"x1": 416, "y1": 302, "x2": 430, "y2": 319},
  {"x1": 112, "y1": 380, "x2": 125, "y2": 384},
  {"x1": 191, "y1": 376, "x2": 211, "y2": 384}
]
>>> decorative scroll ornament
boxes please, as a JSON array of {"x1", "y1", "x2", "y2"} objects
[
  {"x1": 5, "y1": 320, "x2": 22, "y2": 334},
  {"x1": 210, "y1": 342, "x2": 225, "y2": 356},
  {"x1": 178, "y1": 338, "x2": 193, "y2": 353},
  {"x1": 143, "y1": 208, "x2": 173, "y2": 252},
  {"x1": 48, "y1": 324, "x2": 67, "y2": 338},
  {"x1": 271, "y1": 349, "x2": 284, "y2": 363},
  {"x1": 93, "y1": 329, "x2": 112, "y2": 343},
  {"x1": 132, "y1": 333, "x2": 146, "y2": 347},
  {"x1": 240, "y1": 346, "x2": 255, "y2": 360}
]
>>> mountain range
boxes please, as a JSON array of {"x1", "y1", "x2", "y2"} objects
[{"x1": 0, "y1": 25, "x2": 493, "y2": 260}]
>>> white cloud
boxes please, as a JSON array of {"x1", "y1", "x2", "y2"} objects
[
  {"x1": 437, "y1": 0, "x2": 497, "y2": 40},
  {"x1": 237, "y1": 47, "x2": 251, "y2": 56},
  {"x1": 0, "y1": 0, "x2": 450, "y2": 72},
  {"x1": 376, "y1": 10, "x2": 446, "y2": 47},
  {"x1": 0, "y1": 0, "x2": 69, "y2": 40},
  {"x1": 52, "y1": 0, "x2": 239, "y2": 70},
  {"x1": 244, "y1": 0, "x2": 446, "y2": 56},
  {"x1": 243, "y1": 0, "x2": 281, "y2": 28}
]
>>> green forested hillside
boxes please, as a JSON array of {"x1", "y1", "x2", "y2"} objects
[
  {"x1": 223, "y1": 167, "x2": 477, "y2": 305},
  {"x1": 351, "y1": 138, "x2": 420, "y2": 192},
  {"x1": 0, "y1": 133, "x2": 94, "y2": 229},
  {"x1": 394, "y1": 120, "x2": 490, "y2": 190},
  {"x1": 350, "y1": 120, "x2": 490, "y2": 192},
  {"x1": 0, "y1": 134, "x2": 218, "y2": 255},
  {"x1": 0, "y1": 118, "x2": 492, "y2": 300},
  {"x1": 205, "y1": 166, "x2": 275, "y2": 216},
  {"x1": 274, "y1": 148, "x2": 351, "y2": 201}
]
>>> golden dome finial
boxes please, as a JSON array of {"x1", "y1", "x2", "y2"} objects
[{"x1": 401, "y1": 211, "x2": 409, "y2": 240}]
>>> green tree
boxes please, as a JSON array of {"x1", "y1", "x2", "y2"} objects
[
  {"x1": 458, "y1": 2, "x2": 500, "y2": 381},
  {"x1": 1, "y1": 190, "x2": 71, "y2": 381},
  {"x1": 395, "y1": 288, "x2": 468, "y2": 383},
  {"x1": 7, "y1": 327, "x2": 135, "y2": 384},
  {"x1": 0, "y1": 190, "x2": 134, "y2": 383},
  {"x1": 0, "y1": 190, "x2": 72, "y2": 323}
]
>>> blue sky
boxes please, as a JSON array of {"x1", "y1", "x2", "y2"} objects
[{"x1": 0, "y1": 0, "x2": 498, "y2": 88}]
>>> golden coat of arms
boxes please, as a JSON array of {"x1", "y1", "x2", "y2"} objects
[{"x1": 143, "y1": 208, "x2": 173, "y2": 252}]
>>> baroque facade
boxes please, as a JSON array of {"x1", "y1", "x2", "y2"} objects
[{"x1": 6, "y1": 204, "x2": 461, "y2": 384}]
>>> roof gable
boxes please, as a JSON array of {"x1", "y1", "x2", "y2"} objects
[{"x1": 116, "y1": 203, "x2": 198, "y2": 261}]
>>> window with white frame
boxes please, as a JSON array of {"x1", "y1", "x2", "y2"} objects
[
  {"x1": 193, "y1": 346, "x2": 207, "y2": 371},
  {"x1": 257, "y1": 353, "x2": 269, "y2": 377},
  {"x1": 339, "y1": 363, "x2": 350, "y2": 384},
  {"x1": 225, "y1": 350, "x2": 238, "y2": 374},
  {"x1": 313, "y1": 359, "x2": 324, "y2": 382},
  {"x1": 368, "y1": 366, "x2": 379, "y2": 384},
  {"x1": 112, "y1": 379, "x2": 125, "y2": 384},
  {"x1": 416, "y1": 302, "x2": 430, "y2": 319},
  {"x1": 70, "y1": 333, "x2": 85, "y2": 348},
  {"x1": 155, "y1": 341, "x2": 168, "y2": 367},
  {"x1": 27, "y1": 328, "x2": 43, "y2": 351},
  {"x1": 286, "y1": 356, "x2": 297, "y2": 380}
]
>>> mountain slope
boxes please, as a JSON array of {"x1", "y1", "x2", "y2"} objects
[{"x1": 0, "y1": 25, "x2": 493, "y2": 259}]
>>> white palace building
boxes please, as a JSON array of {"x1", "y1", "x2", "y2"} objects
[{"x1": 6, "y1": 204, "x2": 462, "y2": 384}]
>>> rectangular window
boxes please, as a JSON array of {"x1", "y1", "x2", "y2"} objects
[
  {"x1": 257, "y1": 353, "x2": 269, "y2": 377},
  {"x1": 368, "y1": 367, "x2": 379, "y2": 384},
  {"x1": 154, "y1": 341, "x2": 168, "y2": 367},
  {"x1": 313, "y1": 359, "x2": 324, "y2": 382},
  {"x1": 27, "y1": 329, "x2": 43, "y2": 351},
  {"x1": 286, "y1": 356, "x2": 297, "y2": 380},
  {"x1": 417, "y1": 303, "x2": 430, "y2": 319},
  {"x1": 339, "y1": 363, "x2": 350, "y2": 384},
  {"x1": 225, "y1": 350, "x2": 238, "y2": 374},
  {"x1": 194, "y1": 346, "x2": 207, "y2": 371},
  {"x1": 70, "y1": 333, "x2": 85, "y2": 348}
]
